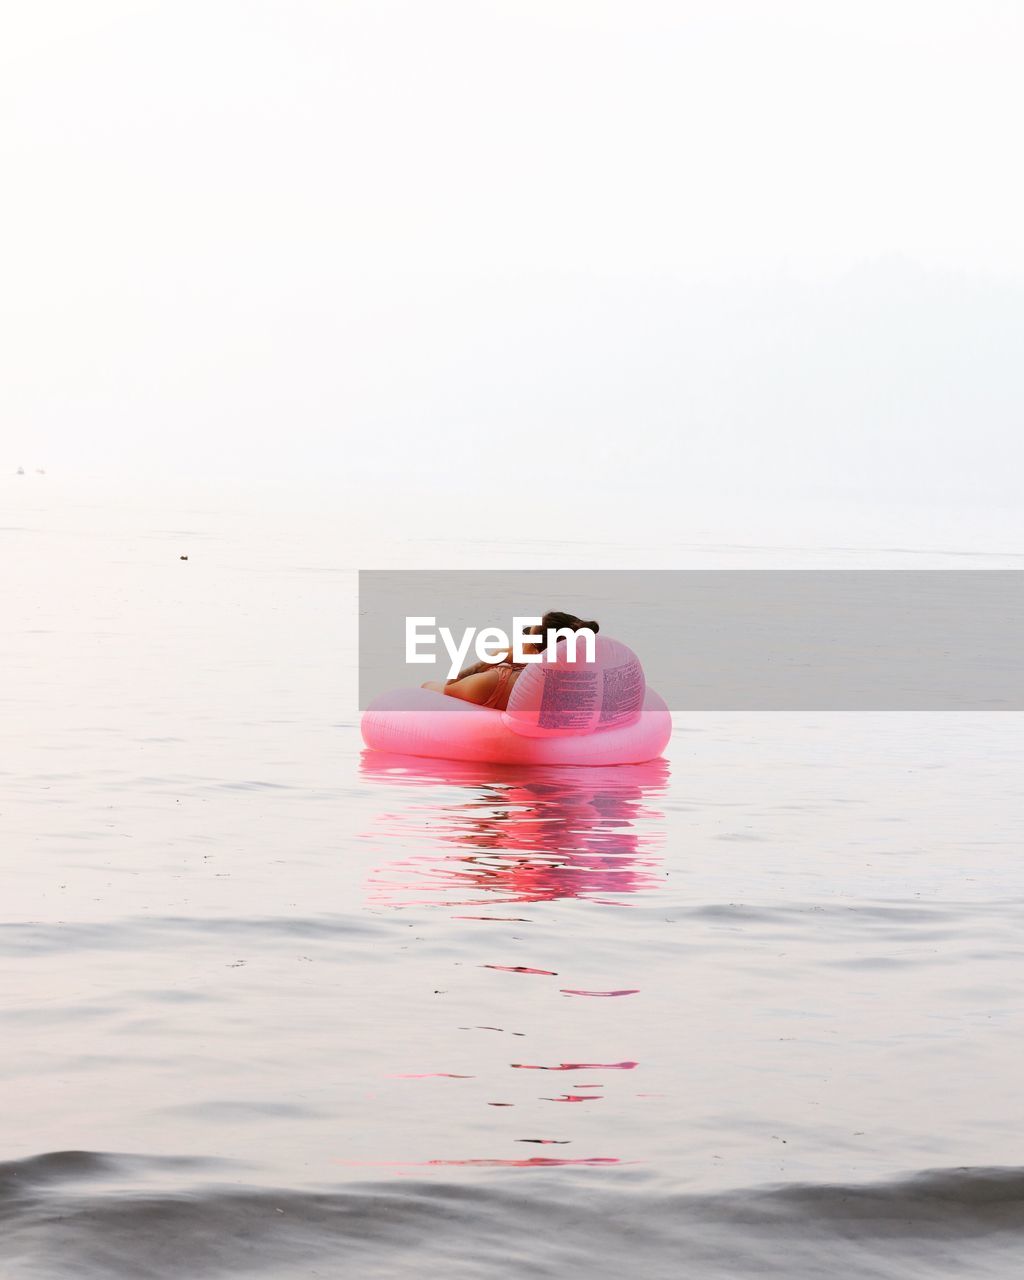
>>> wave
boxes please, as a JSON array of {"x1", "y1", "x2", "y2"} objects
[
  {"x1": 8, "y1": 898, "x2": 1018, "y2": 958},
  {"x1": 4, "y1": 1152, "x2": 1024, "y2": 1279},
  {"x1": 0, "y1": 914, "x2": 381, "y2": 956}
]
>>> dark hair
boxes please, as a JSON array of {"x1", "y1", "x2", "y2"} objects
[{"x1": 537, "y1": 611, "x2": 600, "y2": 636}]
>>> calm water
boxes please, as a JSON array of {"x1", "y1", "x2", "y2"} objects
[{"x1": 4, "y1": 482, "x2": 1024, "y2": 1277}]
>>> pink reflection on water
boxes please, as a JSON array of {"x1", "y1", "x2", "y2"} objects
[
  {"x1": 393, "y1": 1072, "x2": 474, "y2": 1079},
  {"x1": 483, "y1": 964, "x2": 558, "y2": 976},
  {"x1": 358, "y1": 753, "x2": 666, "y2": 1169},
  {"x1": 512, "y1": 1061, "x2": 638, "y2": 1072},
  {"x1": 560, "y1": 989, "x2": 639, "y2": 997},
  {"x1": 360, "y1": 754, "x2": 668, "y2": 908}
]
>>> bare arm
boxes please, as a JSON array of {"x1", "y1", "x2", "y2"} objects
[{"x1": 446, "y1": 648, "x2": 513, "y2": 684}]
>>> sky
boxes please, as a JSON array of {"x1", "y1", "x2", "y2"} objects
[{"x1": 2, "y1": 1, "x2": 1022, "y2": 522}]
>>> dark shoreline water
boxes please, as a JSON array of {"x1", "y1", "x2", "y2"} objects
[{"x1": 5, "y1": 1152, "x2": 1024, "y2": 1279}]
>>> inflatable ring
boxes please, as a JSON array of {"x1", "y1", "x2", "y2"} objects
[{"x1": 361, "y1": 635, "x2": 672, "y2": 766}]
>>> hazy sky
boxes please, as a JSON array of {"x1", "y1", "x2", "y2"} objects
[{"x1": 2, "y1": 1, "x2": 1022, "y2": 513}]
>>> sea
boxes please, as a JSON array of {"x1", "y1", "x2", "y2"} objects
[{"x1": 3, "y1": 476, "x2": 1023, "y2": 1278}]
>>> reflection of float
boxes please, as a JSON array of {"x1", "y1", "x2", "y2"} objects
[{"x1": 360, "y1": 753, "x2": 669, "y2": 908}]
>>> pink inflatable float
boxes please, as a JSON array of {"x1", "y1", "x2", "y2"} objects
[{"x1": 361, "y1": 635, "x2": 672, "y2": 766}]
